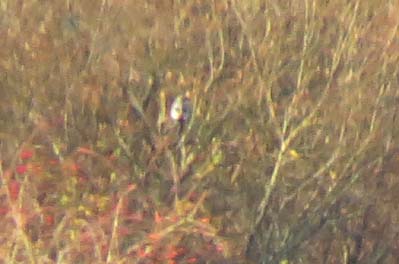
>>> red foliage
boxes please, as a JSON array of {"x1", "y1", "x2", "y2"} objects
[
  {"x1": 148, "y1": 232, "x2": 162, "y2": 241},
  {"x1": 215, "y1": 243, "x2": 224, "y2": 254},
  {"x1": 0, "y1": 206, "x2": 10, "y2": 216},
  {"x1": 61, "y1": 159, "x2": 80, "y2": 174},
  {"x1": 154, "y1": 211, "x2": 163, "y2": 223},
  {"x1": 187, "y1": 257, "x2": 198, "y2": 263},
  {"x1": 44, "y1": 214, "x2": 55, "y2": 226},
  {"x1": 200, "y1": 217, "x2": 210, "y2": 223},
  {"x1": 137, "y1": 246, "x2": 153, "y2": 259},
  {"x1": 20, "y1": 149, "x2": 34, "y2": 160},
  {"x1": 9, "y1": 180, "x2": 21, "y2": 201},
  {"x1": 76, "y1": 147, "x2": 95, "y2": 155},
  {"x1": 166, "y1": 246, "x2": 187, "y2": 260},
  {"x1": 70, "y1": 163, "x2": 80, "y2": 172},
  {"x1": 16, "y1": 164, "x2": 28, "y2": 174},
  {"x1": 49, "y1": 159, "x2": 59, "y2": 165}
]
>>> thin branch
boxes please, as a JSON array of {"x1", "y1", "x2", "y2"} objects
[
  {"x1": 106, "y1": 185, "x2": 137, "y2": 263},
  {"x1": 204, "y1": 30, "x2": 215, "y2": 93},
  {"x1": 126, "y1": 88, "x2": 156, "y2": 150},
  {"x1": 231, "y1": 0, "x2": 282, "y2": 139},
  {"x1": 245, "y1": 0, "x2": 361, "y2": 253}
]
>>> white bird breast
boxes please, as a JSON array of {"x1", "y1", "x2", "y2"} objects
[{"x1": 170, "y1": 96, "x2": 192, "y2": 122}]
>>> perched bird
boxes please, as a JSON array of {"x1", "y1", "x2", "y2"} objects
[
  {"x1": 170, "y1": 95, "x2": 192, "y2": 122},
  {"x1": 170, "y1": 94, "x2": 192, "y2": 136}
]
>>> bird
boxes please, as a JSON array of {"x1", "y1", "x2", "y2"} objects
[
  {"x1": 170, "y1": 94, "x2": 192, "y2": 136},
  {"x1": 170, "y1": 94, "x2": 192, "y2": 122}
]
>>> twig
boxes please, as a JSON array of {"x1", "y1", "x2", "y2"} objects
[{"x1": 106, "y1": 185, "x2": 137, "y2": 263}]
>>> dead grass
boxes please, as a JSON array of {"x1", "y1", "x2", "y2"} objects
[{"x1": 1, "y1": 0, "x2": 399, "y2": 263}]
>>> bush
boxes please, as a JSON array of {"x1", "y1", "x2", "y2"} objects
[{"x1": 1, "y1": 1, "x2": 399, "y2": 263}]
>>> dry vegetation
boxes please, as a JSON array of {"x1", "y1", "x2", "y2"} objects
[{"x1": 1, "y1": 0, "x2": 399, "y2": 263}]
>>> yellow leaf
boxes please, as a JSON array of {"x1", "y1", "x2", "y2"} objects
[
  {"x1": 329, "y1": 170, "x2": 337, "y2": 180},
  {"x1": 69, "y1": 230, "x2": 76, "y2": 241},
  {"x1": 289, "y1": 149, "x2": 300, "y2": 159},
  {"x1": 110, "y1": 172, "x2": 117, "y2": 183},
  {"x1": 98, "y1": 196, "x2": 110, "y2": 212},
  {"x1": 60, "y1": 194, "x2": 70, "y2": 205},
  {"x1": 176, "y1": 200, "x2": 194, "y2": 216}
]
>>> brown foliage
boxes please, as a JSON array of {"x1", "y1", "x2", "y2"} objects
[{"x1": 1, "y1": 0, "x2": 399, "y2": 263}]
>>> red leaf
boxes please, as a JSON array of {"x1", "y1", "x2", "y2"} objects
[
  {"x1": 215, "y1": 243, "x2": 224, "y2": 253},
  {"x1": 70, "y1": 163, "x2": 80, "y2": 172},
  {"x1": 76, "y1": 147, "x2": 95, "y2": 155},
  {"x1": 9, "y1": 180, "x2": 20, "y2": 201},
  {"x1": 20, "y1": 149, "x2": 33, "y2": 160},
  {"x1": 166, "y1": 248, "x2": 179, "y2": 260},
  {"x1": 200, "y1": 217, "x2": 210, "y2": 223},
  {"x1": 166, "y1": 247, "x2": 186, "y2": 260},
  {"x1": 44, "y1": 214, "x2": 54, "y2": 225},
  {"x1": 187, "y1": 257, "x2": 198, "y2": 263},
  {"x1": 126, "y1": 184, "x2": 136, "y2": 192},
  {"x1": 16, "y1": 164, "x2": 27, "y2": 174},
  {"x1": 49, "y1": 159, "x2": 59, "y2": 165},
  {"x1": 154, "y1": 211, "x2": 163, "y2": 223},
  {"x1": 148, "y1": 232, "x2": 161, "y2": 241}
]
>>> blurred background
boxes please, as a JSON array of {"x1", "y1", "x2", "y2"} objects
[{"x1": 1, "y1": 0, "x2": 399, "y2": 263}]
